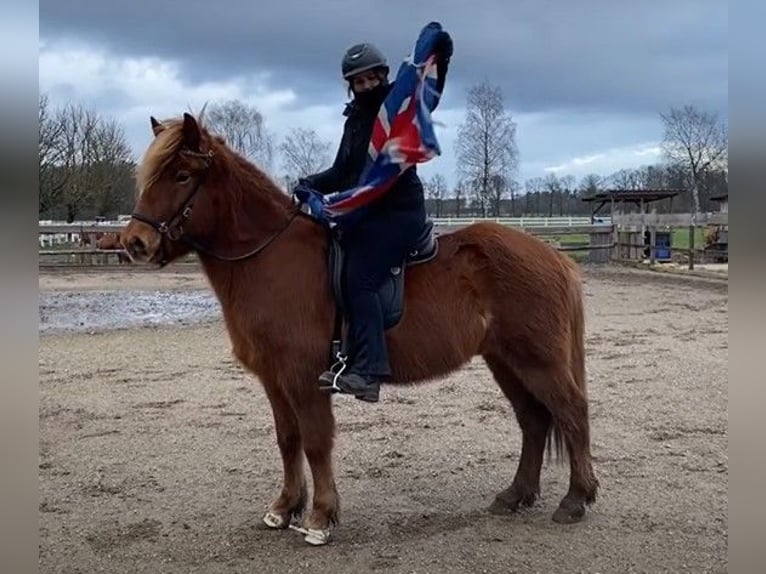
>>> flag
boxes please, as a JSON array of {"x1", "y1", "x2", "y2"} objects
[{"x1": 322, "y1": 21, "x2": 447, "y2": 224}]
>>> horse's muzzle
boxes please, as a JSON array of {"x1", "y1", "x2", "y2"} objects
[{"x1": 125, "y1": 235, "x2": 148, "y2": 260}]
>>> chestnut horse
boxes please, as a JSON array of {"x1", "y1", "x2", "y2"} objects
[
  {"x1": 121, "y1": 112, "x2": 599, "y2": 546},
  {"x1": 96, "y1": 231, "x2": 132, "y2": 264}
]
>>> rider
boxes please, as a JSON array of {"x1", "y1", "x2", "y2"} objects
[{"x1": 298, "y1": 32, "x2": 453, "y2": 402}]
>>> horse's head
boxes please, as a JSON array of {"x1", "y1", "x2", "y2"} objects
[{"x1": 122, "y1": 113, "x2": 218, "y2": 266}]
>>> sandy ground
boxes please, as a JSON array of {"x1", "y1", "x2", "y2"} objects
[{"x1": 38, "y1": 265, "x2": 728, "y2": 574}]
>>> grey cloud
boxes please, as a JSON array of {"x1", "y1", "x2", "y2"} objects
[{"x1": 41, "y1": 0, "x2": 727, "y2": 116}]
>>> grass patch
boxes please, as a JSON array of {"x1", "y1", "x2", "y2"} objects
[{"x1": 671, "y1": 228, "x2": 706, "y2": 250}]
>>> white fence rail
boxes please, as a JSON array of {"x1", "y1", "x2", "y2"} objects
[
  {"x1": 39, "y1": 215, "x2": 609, "y2": 246},
  {"x1": 428, "y1": 216, "x2": 609, "y2": 228},
  {"x1": 38, "y1": 220, "x2": 126, "y2": 247}
]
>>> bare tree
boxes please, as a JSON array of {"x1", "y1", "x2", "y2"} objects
[
  {"x1": 660, "y1": 104, "x2": 728, "y2": 215},
  {"x1": 58, "y1": 103, "x2": 101, "y2": 221},
  {"x1": 39, "y1": 94, "x2": 68, "y2": 216},
  {"x1": 39, "y1": 100, "x2": 134, "y2": 220},
  {"x1": 634, "y1": 165, "x2": 667, "y2": 189},
  {"x1": 455, "y1": 80, "x2": 519, "y2": 215},
  {"x1": 279, "y1": 127, "x2": 332, "y2": 180},
  {"x1": 453, "y1": 181, "x2": 465, "y2": 217},
  {"x1": 607, "y1": 168, "x2": 642, "y2": 190},
  {"x1": 424, "y1": 173, "x2": 448, "y2": 217},
  {"x1": 206, "y1": 99, "x2": 274, "y2": 170},
  {"x1": 559, "y1": 174, "x2": 576, "y2": 216},
  {"x1": 86, "y1": 117, "x2": 134, "y2": 216},
  {"x1": 579, "y1": 173, "x2": 603, "y2": 196},
  {"x1": 542, "y1": 173, "x2": 561, "y2": 217},
  {"x1": 508, "y1": 179, "x2": 520, "y2": 216},
  {"x1": 487, "y1": 173, "x2": 507, "y2": 216},
  {"x1": 524, "y1": 177, "x2": 545, "y2": 215}
]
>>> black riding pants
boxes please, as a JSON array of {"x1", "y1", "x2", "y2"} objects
[{"x1": 340, "y1": 204, "x2": 426, "y2": 379}]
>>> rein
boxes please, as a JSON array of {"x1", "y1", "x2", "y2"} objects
[{"x1": 131, "y1": 147, "x2": 303, "y2": 265}]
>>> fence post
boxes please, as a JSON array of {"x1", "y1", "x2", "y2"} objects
[{"x1": 688, "y1": 224, "x2": 695, "y2": 270}]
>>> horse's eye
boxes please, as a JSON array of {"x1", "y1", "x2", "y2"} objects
[{"x1": 176, "y1": 171, "x2": 191, "y2": 184}]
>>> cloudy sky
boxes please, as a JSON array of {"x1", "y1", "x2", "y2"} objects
[{"x1": 39, "y1": 0, "x2": 727, "y2": 189}]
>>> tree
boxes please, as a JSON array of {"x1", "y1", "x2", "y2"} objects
[
  {"x1": 424, "y1": 173, "x2": 448, "y2": 217},
  {"x1": 524, "y1": 177, "x2": 545, "y2": 216},
  {"x1": 487, "y1": 173, "x2": 508, "y2": 216},
  {"x1": 542, "y1": 173, "x2": 561, "y2": 217},
  {"x1": 41, "y1": 102, "x2": 133, "y2": 221},
  {"x1": 279, "y1": 127, "x2": 332, "y2": 180},
  {"x1": 39, "y1": 94, "x2": 68, "y2": 216},
  {"x1": 579, "y1": 174, "x2": 602, "y2": 196},
  {"x1": 634, "y1": 165, "x2": 667, "y2": 189},
  {"x1": 455, "y1": 80, "x2": 519, "y2": 216},
  {"x1": 608, "y1": 168, "x2": 642, "y2": 190},
  {"x1": 660, "y1": 104, "x2": 728, "y2": 216},
  {"x1": 85, "y1": 117, "x2": 134, "y2": 217},
  {"x1": 453, "y1": 181, "x2": 465, "y2": 217},
  {"x1": 206, "y1": 99, "x2": 274, "y2": 170},
  {"x1": 559, "y1": 174, "x2": 576, "y2": 216}
]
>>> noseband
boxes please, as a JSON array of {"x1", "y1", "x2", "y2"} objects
[{"x1": 131, "y1": 147, "x2": 300, "y2": 264}]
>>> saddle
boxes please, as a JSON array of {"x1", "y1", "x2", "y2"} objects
[{"x1": 326, "y1": 219, "x2": 439, "y2": 367}]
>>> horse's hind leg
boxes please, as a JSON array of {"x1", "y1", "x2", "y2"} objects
[
  {"x1": 513, "y1": 362, "x2": 599, "y2": 524},
  {"x1": 261, "y1": 382, "x2": 307, "y2": 529},
  {"x1": 484, "y1": 354, "x2": 552, "y2": 514}
]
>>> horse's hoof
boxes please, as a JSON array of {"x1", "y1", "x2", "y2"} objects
[
  {"x1": 303, "y1": 527, "x2": 333, "y2": 546},
  {"x1": 262, "y1": 510, "x2": 289, "y2": 529},
  {"x1": 487, "y1": 488, "x2": 536, "y2": 515},
  {"x1": 552, "y1": 501, "x2": 585, "y2": 524}
]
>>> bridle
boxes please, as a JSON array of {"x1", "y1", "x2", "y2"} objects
[{"x1": 131, "y1": 147, "x2": 302, "y2": 265}]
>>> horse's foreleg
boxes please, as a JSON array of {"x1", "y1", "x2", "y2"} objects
[
  {"x1": 290, "y1": 385, "x2": 339, "y2": 545},
  {"x1": 261, "y1": 382, "x2": 307, "y2": 529}
]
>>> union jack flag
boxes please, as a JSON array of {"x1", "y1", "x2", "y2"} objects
[{"x1": 321, "y1": 21, "x2": 447, "y2": 224}]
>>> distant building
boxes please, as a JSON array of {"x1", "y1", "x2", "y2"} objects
[{"x1": 709, "y1": 193, "x2": 728, "y2": 213}]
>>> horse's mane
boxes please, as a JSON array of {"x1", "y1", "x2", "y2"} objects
[
  {"x1": 136, "y1": 117, "x2": 190, "y2": 193},
  {"x1": 136, "y1": 113, "x2": 291, "y2": 217}
]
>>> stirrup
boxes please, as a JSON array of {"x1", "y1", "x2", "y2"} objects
[{"x1": 319, "y1": 351, "x2": 349, "y2": 393}]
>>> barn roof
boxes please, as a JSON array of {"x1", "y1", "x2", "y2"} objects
[{"x1": 580, "y1": 189, "x2": 685, "y2": 203}]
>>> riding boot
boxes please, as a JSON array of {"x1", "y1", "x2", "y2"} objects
[
  {"x1": 345, "y1": 289, "x2": 392, "y2": 378},
  {"x1": 335, "y1": 372, "x2": 381, "y2": 402},
  {"x1": 318, "y1": 371, "x2": 380, "y2": 402},
  {"x1": 318, "y1": 289, "x2": 388, "y2": 402}
]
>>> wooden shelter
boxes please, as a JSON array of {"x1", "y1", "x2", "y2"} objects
[
  {"x1": 580, "y1": 188, "x2": 685, "y2": 223},
  {"x1": 581, "y1": 189, "x2": 686, "y2": 263}
]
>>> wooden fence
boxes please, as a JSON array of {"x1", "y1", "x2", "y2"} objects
[
  {"x1": 43, "y1": 213, "x2": 727, "y2": 271},
  {"x1": 611, "y1": 212, "x2": 729, "y2": 269},
  {"x1": 38, "y1": 219, "x2": 615, "y2": 269}
]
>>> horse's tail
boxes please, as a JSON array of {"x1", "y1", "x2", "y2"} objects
[
  {"x1": 546, "y1": 257, "x2": 587, "y2": 464},
  {"x1": 567, "y1": 259, "x2": 587, "y2": 399}
]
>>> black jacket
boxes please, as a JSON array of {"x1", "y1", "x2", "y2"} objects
[{"x1": 301, "y1": 56, "x2": 450, "y2": 217}]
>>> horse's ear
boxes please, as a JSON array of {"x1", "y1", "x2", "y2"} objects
[
  {"x1": 182, "y1": 112, "x2": 201, "y2": 151},
  {"x1": 150, "y1": 116, "x2": 164, "y2": 136}
]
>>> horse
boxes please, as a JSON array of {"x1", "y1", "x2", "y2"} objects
[
  {"x1": 79, "y1": 231, "x2": 104, "y2": 247},
  {"x1": 120, "y1": 112, "x2": 599, "y2": 546},
  {"x1": 96, "y1": 231, "x2": 132, "y2": 264}
]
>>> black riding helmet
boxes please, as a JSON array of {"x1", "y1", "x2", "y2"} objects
[{"x1": 341, "y1": 42, "x2": 389, "y2": 79}]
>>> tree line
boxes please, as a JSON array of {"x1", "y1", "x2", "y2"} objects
[
  {"x1": 437, "y1": 80, "x2": 728, "y2": 218},
  {"x1": 38, "y1": 95, "x2": 334, "y2": 221},
  {"x1": 39, "y1": 81, "x2": 727, "y2": 221}
]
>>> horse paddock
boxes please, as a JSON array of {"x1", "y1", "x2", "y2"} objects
[{"x1": 39, "y1": 264, "x2": 727, "y2": 573}]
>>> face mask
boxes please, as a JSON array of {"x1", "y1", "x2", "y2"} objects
[{"x1": 354, "y1": 83, "x2": 388, "y2": 110}]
